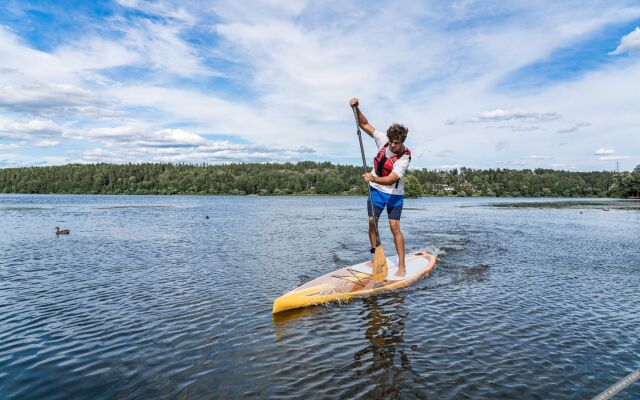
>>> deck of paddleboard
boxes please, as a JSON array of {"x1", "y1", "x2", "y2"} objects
[
  {"x1": 295, "y1": 252, "x2": 431, "y2": 292},
  {"x1": 273, "y1": 252, "x2": 436, "y2": 313}
]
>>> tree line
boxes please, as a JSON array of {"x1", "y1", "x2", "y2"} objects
[
  {"x1": 608, "y1": 165, "x2": 640, "y2": 198},
  {"x1": 0, "y1": 162, "x2": 637, "y2": 198}
]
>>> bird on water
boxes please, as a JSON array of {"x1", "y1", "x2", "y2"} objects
[{"x1": 55, "y1": 227, "x2": 70, "y2": 235}]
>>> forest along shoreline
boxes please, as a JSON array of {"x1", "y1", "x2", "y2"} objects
[{"x1": 0, "y1": 162, "x2": 638, "y2": 198}]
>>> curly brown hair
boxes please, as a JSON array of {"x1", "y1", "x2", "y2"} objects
[{"x1": 386, "y1": 123, "x2": 408, "y2": 143}]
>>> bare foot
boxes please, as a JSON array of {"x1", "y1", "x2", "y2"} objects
[{"x1": 394, "y1": 266, "x2": 406, "y2": 277}]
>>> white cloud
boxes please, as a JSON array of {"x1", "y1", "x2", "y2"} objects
[
  {"x1": 74, "y1": 124, "x2": 316, "y2": 164},
  {"x1": 86, "y1": 126, "x2": 141, "y2": 138},
  {"x1": 0, "y1": 84, "x2": 111, "y2": 117},
  {"x1": 105, "y1": 86, "x2": 274, "y2": 142},
  {"x1": 599, "y1": 155, "x2": 630, "y2": 160},
  {"x1": 592, "y1": 149, "x2": 632, "y2": 163},
  {"x1": 82, "y1": 147, "x2": 134, "y2": 163},
  {"x1": 54, "y1": 38, "x2": 141, "y2": 74},
  {"x1": 0, "y1": 16, "x2": 214, "y2": 85},
  {"x1": 610, "y1": 26, "x2": 640, "y2": 55},
  {"x1": 116, "y1": 0, "x2": 197, "y2": 24},
  {"x1": 0, "y1": 143, "x2": 23, "y2": 150},
  {"x1": 593, "y1": 148, "x2": 616, "y2": 155},
  {"x1": 123, "y1": 21, "x2": 214, "y2": 77},
  {"x1": 79, "y1": 125, "x2": 209, "y2": 148},
  {"x1": 144, "y1": 128, "x2": 207, "y2": 145},
  {"x1": 295, "y1": 146, "x2": 316, "y2": 153},
  {"x1": 34, "y1": 140, "x2": 60, "y2": 148},
  {"x1": 471, "y1": 108, "x2": 561, "y2": 123},
  {"x1": 8, "y1": 119, "x2": 60, "y2": 133},
  {"x1": 529, "y1": 155, "x2": 552, "y2": 160},
  {"x1": 0, "y1": 154, "x2": 73, "y2": 167},
  {"x1": 0, "y1": 117, "x2": 62, "y2": 140},
  {"x1": 0, "y1": 26, "x2": 137, "y2": 84}
]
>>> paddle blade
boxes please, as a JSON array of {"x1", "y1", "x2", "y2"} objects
[{"x1": 372, "y1": 245, "x2": 388, "y2": 283}]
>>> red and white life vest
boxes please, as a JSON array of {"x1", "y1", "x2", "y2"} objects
[{"x1": 373, "y1": 143, "x2": 411, "y2": 178}]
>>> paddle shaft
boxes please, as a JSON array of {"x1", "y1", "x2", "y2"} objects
[{"x1": 351, "y1": 105, "x2": 381, "y2": 247}]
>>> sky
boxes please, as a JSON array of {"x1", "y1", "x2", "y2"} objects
[{"x1": 0, "y1": 0, "x2": 639, "y2": 171}]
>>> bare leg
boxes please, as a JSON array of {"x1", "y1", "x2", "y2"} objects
[
  {"x1": 368, "y1": 216, "x2": 379, "y2": 248},
  {"x1": 389, "y1": 219, "x2": 406, "y2": 276}
]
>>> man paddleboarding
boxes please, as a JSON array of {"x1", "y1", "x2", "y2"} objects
[{"x1": 350, "y1": 98, "x2": 412, "y2": 277}]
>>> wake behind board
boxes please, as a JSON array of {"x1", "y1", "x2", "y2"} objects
[{"x1": 272, "y1": 251, "x2": 436, "y2": 314}]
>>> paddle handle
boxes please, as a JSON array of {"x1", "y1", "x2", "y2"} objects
[
  {"x1": 351, "y1": 105, "x2": 381, "y2": 247},
  {"x1": 352, "y1": 106, "x2": 369, "y2": 173}
]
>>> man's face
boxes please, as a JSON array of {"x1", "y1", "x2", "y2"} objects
[{"x1": 388, "y1": 138, "x2": 404, "y2": 154}]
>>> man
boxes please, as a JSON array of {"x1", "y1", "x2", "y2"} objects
[{"x1": 350, "y1": 98, "x2": 411, "y2": 277}]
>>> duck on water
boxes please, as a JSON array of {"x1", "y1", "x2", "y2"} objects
[{"x1": 55, "y1": 227, "x2": 70, "y2": 235}]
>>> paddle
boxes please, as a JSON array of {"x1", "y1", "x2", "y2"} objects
[{"x1": 351, "y1": 105, "x2": 388, "y2": 284}]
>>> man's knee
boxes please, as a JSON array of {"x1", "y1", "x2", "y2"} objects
[{"x1": 389, "y1": 220, "x2": 402, "y2": 235}]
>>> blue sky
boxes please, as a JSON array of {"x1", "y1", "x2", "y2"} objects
[{"x1": 0, "y1": 0, "x2": 639, "y2": 171}]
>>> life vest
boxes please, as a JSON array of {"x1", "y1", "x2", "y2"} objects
[{"x1": 373, "y1": 143, "x2": 411, "y2": 187}]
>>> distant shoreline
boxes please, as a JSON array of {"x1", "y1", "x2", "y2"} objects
[
  {"x1": 0, "y1": 192, "x2": 635, "y2": 199},
  {"x1": 0, "y1": 162, "x2": 635, "y2": 198}
]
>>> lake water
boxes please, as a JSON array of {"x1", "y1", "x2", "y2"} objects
[{"x1": 1, "y1": 195, "x2": 639, "y2": 399}]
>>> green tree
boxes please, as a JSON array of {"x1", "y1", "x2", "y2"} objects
[
  {"x1": 610, "y1": 167, "x2": 640, "y2": 197},
  {"x1": 404, "y1": 175, "x2": 423, "y2": 198}
]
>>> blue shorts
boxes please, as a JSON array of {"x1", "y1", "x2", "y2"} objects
[{"x1": 367, "y1": 187, "x2": 404, "y2": 220}]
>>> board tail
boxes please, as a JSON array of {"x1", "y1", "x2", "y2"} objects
[{"x1": 372, "y1": 245, "x2": 388, "y2": 283}]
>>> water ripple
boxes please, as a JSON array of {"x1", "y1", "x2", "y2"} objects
[{"x1": 0, "y1": 195, "x2": 639, "y2": 399}]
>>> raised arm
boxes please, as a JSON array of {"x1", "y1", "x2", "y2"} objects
[{"x1": 349, "y1": 98, "x2": 376, "y2": 137}]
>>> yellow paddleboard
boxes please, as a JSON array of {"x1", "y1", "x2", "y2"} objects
[{"x1": 273, "y1": 251, "x2": 436, "y2": 314}]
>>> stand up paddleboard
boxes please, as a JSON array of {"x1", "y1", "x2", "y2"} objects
[{"x1": 272, "y1": 251, "x2": 436, "y2": 314}]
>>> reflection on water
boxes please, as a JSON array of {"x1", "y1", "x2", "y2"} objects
[
  {"x1": 346, "y1": 295, "x2": 411, "y2": 399},
  {"x1": 272, "y1": 306, "x2": 327, "y2": 330}
]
